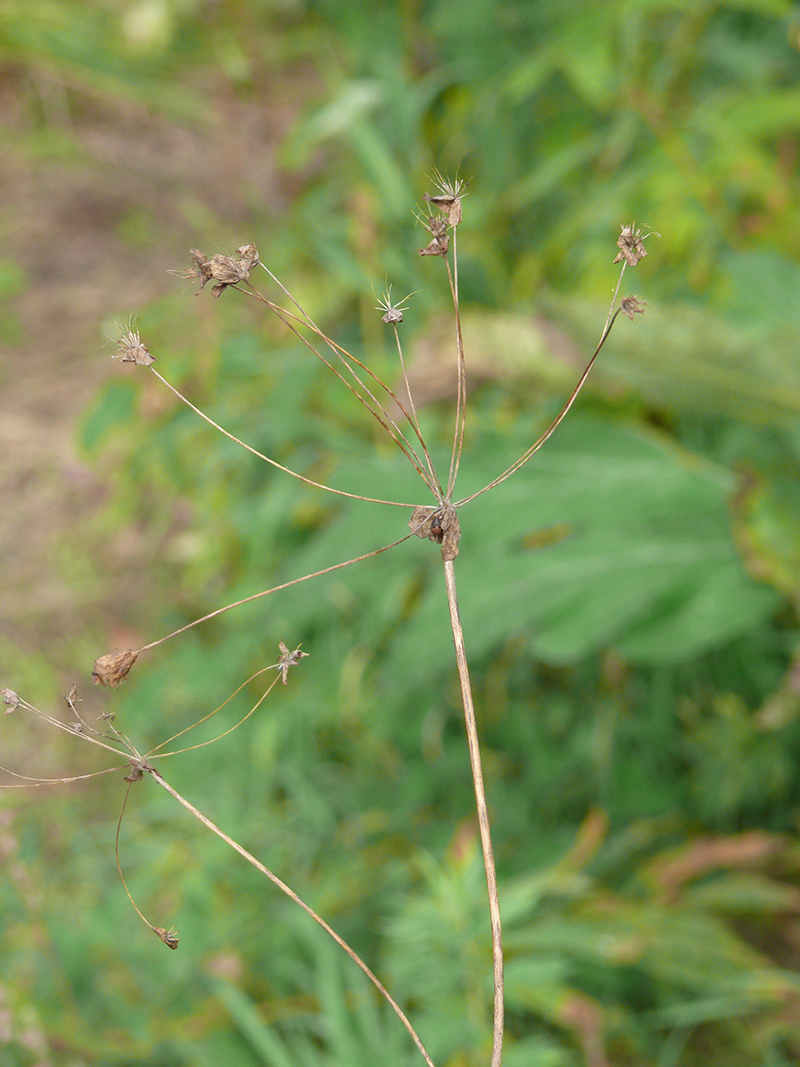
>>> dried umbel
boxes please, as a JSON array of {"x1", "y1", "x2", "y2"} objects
[
  {"x1": 154, "y1": 927, "x2": 180, "y2": 950},
  {"x1": 92, "y1": 650, "x2": 139, "y2": 687},
  {"x1": 376, "y1": 286, "x2": 415, "y2": 324}
]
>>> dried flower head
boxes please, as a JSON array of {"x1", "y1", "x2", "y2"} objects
[
  {"x1": 418, "y1": 215, "x2": 450, "y2": 258},
  {"x1": 172, "y1": 244, "x2": 260, "y2": 298},
  {"x1": 154, "y1": 926, "x2": 180, "y2": 950},
  {"x1": 620, "y1": 296, "x2": 647, "y2": 320},
  {"x1": 113, "y1": 322, "x2": 155, "y2": 366},
  {"x1": 2, "y1": 687, "x2": 20, "y2": 713},
  {"x1": 613, "y1": 224, "x2": 656, "y2": 267},
  {"x1": 276, "y1": 640, "x2": 309, "y2": 685},
  {"x1": 422, "y1": 170, "x2": 468, "y2": 229},
  {"x1": 375, "y1": 286, "x2": 416, "y2": 324},
  {"x1": 92, "y1": 649, "x2": 139, "y2": 687}
]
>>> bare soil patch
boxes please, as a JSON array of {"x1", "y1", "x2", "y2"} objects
[{"x1": 0, "y1": 71, "x2": 310, "y2": 684}]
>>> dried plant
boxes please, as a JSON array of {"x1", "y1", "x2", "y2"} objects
[{"x1": 3, "y1": 173, "x2": 651, "y2": 1067}]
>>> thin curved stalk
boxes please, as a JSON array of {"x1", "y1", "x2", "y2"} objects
[
  {"x1": 149, "y1": 367, "x2": 410, "y2": 508},
  {"x1": 454, "y1": 304, "x2": 626, "y2": 508},
  {"x1": 445, "y1": 232, "x2": 467, "y2": 502},
  {"x1": 442, "y1": 559, "x2": 503, "y2": 1067},
  {"x1": 146, "y1": 765, "x2": 437, "y2": 1067},
  {"x1": 136, "y1": 532, "x2": 415, "y2": 654}
]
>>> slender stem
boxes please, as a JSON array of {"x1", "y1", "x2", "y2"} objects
[
  {"x1": 146, "y1": 765, "x2": 436, "y2": 1067},
  {"x1": 445, "y1": 238, "x2": 467, "y2": 502},
  {"x1": 149, "y1": 367, "x2": 409, "y2": 508},
  {"x1": 252, "y1": 268, "x2": 439, "y2": 494},
  {"x1": 137, "y1": 532, "x2": 414, "y2": 654},
  {"x1": 442, "y1": 559, "x2": 503, "y2": 1067},
  {"x1": 454, "y1": 306, "x2": 625, "y2": 508},
  {"x1": 258, "y1": 297, "x2": 436, "y2": 491},
  {"x1": 392, "y1": 323, "x2": 444, "y2": 501},
  {"x1": 454, "y1": 264, "x2": 630, "y2": 508}
]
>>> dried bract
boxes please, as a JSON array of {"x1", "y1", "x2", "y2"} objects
[
  {"x1": 1, "y1": 687, "x2": 20, "y2": 713},
  {"x1": 613, "y1": 224, "x2": 652, "y2": 267},
  {"x1": 174, "y1": 244, "x2": 260, "y2": 298},
  {"x1": 620, "y1": 296, "x2": 647, "y2": 320},
  {"x1": 92, "y1": 649, "x2": 139, "y2": 687},
  {"x1": 276, "y1": 640, "x2": 310, "y2": 685},
  {"x1": 409, "y1": 504, "x2": 461, "y2": 561},
  {"x1": 114, "y1": 325, "x2": 155, "y2": 366}
]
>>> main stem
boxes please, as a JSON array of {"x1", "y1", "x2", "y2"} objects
[{"x1": 443, "y1": 559, "x2": 504, "y2": 1067}]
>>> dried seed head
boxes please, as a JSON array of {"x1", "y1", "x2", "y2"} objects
[
  {"x1": 172, "y1": 244, "x2": 260, "y2": 297},
  {"x1": 92, "y1": 650, "x2": 139, "y2": 687},
  {"x1": 113, "y1": 322, "x2": 155, "y2": 366},
  {"x1": 154, "y1": 927, "x2": 180, "y2": 950},
  {"x1": 418, "y1": 216, "x2": 450, "y2": 258},
  {"x1": 2, "y1": 687, "x2": 20, "y2": 713},
  {"x1": 620, "y1": 295, "x2": 647, "y2": 320},
  {"x1": 375, "y1": 286, "x2": 415, "y2": 324},
  {"x1": 423, "y1": 170, "x2": 468, "y2": 228},
  {"x1": 613, "y1": 224, "x2": 656, "y2": 267},
  {"x1": 276, "y1": 640, "x2": 309, "y2": 685}
]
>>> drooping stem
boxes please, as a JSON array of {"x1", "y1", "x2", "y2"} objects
[
  {"x1": 146, "y1": 764, "x2": 437, "y2": 1067},
  {"x1": 442, "y1": 559, "x2": 503, "y2": 1067}
]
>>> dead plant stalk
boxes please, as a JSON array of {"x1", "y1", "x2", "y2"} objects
[{"x1": 4, "y1": 175, "x2": 652, "y2": 1067}]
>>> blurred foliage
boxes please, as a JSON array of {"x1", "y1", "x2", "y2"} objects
[{"x1": 6, "y1": 0, "x2": 800, "y2": 1066}]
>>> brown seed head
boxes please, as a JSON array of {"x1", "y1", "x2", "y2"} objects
[
  {"x1": 154, "y1": 926, "x2": 180, "y2": 950},
  {"x1": 172, "y1": 244, "x2": 260, "y2": 297},
  {"x1": 276, "y1": 640, "x2": 310, "y2": 685},
  {"x1": 2, "y1": 687, "x2": 20, "y2": 713},
  {"x1": 613, "y1": 224, "x2": 653, "y2": 267},
  {"x1": 418, "y1": 216, "x2": 450, "y2": 258},
  {"x1": 114, "y1": 324, "x2": 155, "y2": 366},
  {"x1": 422, "y1": 171, "x2": 468, "y2": 228},
  {"x1": 92, "y1": 650, "x2": 139, "y2": 687},
  {"x1": 376, "y1": 286, "x2": 415, "y2": 324},
  {"x1": 620, "y1": 295, "x2": 647, "y2": 320},
  {"x1": 409, "y1": 504, "x2": 461, "y2": 561}
]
